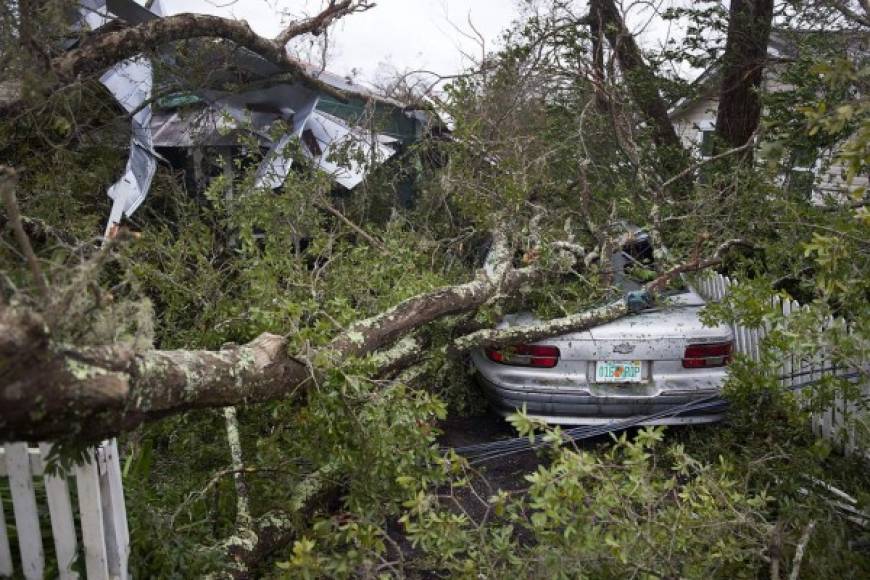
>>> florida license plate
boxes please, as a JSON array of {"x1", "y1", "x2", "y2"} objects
[{"x1": 595, "y1": 360, "x2": 643, "y2": 383}]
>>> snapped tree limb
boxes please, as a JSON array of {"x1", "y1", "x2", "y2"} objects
[
  {"x1": 53, "y1": 13, "x2": 345, "y2": 100},
  {"x1": 0, "y1": 229, "x2": 523, "y2": 441},
  {"x1": 3, "y1": 2, "x2": 373, "y2": 114},
  {"x1": 454, "y1": 239, "x2": 751, "y2": 351}
]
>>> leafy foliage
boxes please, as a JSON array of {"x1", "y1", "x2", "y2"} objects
[{"x1": 0, "y1": 1, "x2": 868, "y2": 577}]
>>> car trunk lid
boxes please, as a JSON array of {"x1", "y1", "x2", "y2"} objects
[{"x1": 568, "y1": 305, "x2": 728, "y2": 359}]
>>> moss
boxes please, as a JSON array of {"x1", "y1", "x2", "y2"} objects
[
  {"x1": 346, "y1": 331, "x2": 365, "y2": 346},
  {"x1": 66, "y1": 357, "x2": 112, "y2": 381}
]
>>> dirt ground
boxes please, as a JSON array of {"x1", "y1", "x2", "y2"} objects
[
  {"x1": 435, "y1": 409, "x2": 609, "y2": 528},
  {"x1": 438, "y1": 412, "x2": 543, "y2": 497}
]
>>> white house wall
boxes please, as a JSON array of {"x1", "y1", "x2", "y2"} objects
[
  {"x1": 672, "y1": 97, "x2": 718, "y2": 153},
  {"x1": 813, "y1": 151, "x2": 869, "y2": 202},
  {"x1": 670, "y1": 70, "x2": 867, "y2": 201}
]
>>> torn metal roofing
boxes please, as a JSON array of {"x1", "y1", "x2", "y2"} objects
[
  {"x1": 80, "y1": 1, "x2": 164, "y2": 236},
  {"x1": 303, "y1": 109, "x2": 398, "y2": 190},
  {"x1": 255, "y1": 93, "x2": 319, "y2": 189}
]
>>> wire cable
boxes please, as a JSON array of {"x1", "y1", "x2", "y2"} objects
[{"x1": 449, "y1": 370, "x2": 865, "y2": 464}]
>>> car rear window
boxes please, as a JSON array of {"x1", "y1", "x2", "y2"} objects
[{"x1": 614, "y1": 232, "x2": 686, "y2": 293}]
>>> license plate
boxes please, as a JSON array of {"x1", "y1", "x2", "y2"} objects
[{"x1": 595, "y1": 360, "x2": 643, "y2": 383}]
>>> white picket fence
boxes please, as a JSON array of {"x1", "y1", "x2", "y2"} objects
[
  {"x1": 693, "y1": 272, "x2": 869, "y2": 459},
  {"x1": 0, "y1": 440, "x2": 129, "y2": 579}
]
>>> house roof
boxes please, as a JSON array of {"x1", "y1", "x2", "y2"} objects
[{"x1": 78, "y1": 0, "x2": 442, "y2": 235}]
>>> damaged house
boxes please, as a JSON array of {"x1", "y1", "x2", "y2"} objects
[{"x1": 86, "y1": 0, "x2": 441, "y2": 236}]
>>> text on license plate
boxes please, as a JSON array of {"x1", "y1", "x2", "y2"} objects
[{"x1": 595, "y1": 360, "x2": 643, "y2": 383}]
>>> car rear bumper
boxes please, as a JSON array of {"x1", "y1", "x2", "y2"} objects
[{"x1": 476, "y1": 374, "x2": 725, "y2": 426}]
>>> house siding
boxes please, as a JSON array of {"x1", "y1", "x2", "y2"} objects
[
  {"x1": 672, "y1": 98, "x2": 719, "y2": 153},
  {"x1": 670, "y1": 71, "x2": 866, "y2": 202}
]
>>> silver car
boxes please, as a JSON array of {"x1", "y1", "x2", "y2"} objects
[{"x1": 471, "y1": 287, "x2": 734, "y2": 425}]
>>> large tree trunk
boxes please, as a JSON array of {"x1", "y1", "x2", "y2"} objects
[
  {"x1": 714, "y1": 0, "x2": 775, "y2": 154},
  {"x1": 0, "y1": 231, "x2": 524, "y2": 441},
  {"x1": 586, "y1": 0, "x2": 692, "y2": 195},
  {"x1": 585, "y1": 0, "x2": 776, "y2": 184}
]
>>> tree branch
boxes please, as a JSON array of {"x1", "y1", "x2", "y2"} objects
[
  {"x1": 223, "y1": 405, "x2": 251, "y2": 527},
  {"x1": 326, "y1": 229, "x2": 515, "y2": 357},
  {"x1": 223, "y1": 462, "x2": 340, "y2": 578},
  {"x1": 586, "y1": 0, "x2": 691, "y2": 188},
  {"x1": 0, "y1": 166, "x2": 49, "y2": 301},
  {"x1": 654, "y1": 134, "x2": 757, "y2": 197},
  {"x1": 454, "y1": 240, "x2": 752, "y2": 351},
  {"x1": 823, "y1": 0, "x2": 870, "y2": 27},
  {"x1": 0, "y1": 309, "x2": 309, "y2": 441},
  {"x1": 0, "y1": 229, "x2": 531, "y2": 441},
  {"x1": 317, "y1": 196, "x2": 388, "y2": 254},
  {"x1": 0, "y1": 224, "x2": 754, "y2": 442},
  {"x1": 788, "y1": 520, "x2": 816, "y2": 580},
  {"x1": 274, "y1": 1, "x2": 374, "y2": 47},
  {"x1": 52, "y1": 13, "x2": 348, "y2": 101}
]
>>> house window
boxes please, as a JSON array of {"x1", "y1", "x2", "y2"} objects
[
  {"x1": 788, "y1": 148, "x2": 817, "y2": 200},
  {"x1": 788, "y1": 169, "x2": 815, "y2": 199},
  {"x1": 700, "y1": 129, "x2": 715, "y2": 158}
]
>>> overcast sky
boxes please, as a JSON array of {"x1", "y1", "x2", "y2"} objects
[
  {"x1": 155, "y1": 1, "x2": 706, "y2": 86},
  {"x1": 161, "y1": 1, "x2": 523, "y2": 85}
]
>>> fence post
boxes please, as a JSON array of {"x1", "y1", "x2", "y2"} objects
[
  {"x1": 98, "y1": 440, "x2": 129, "y2": 580},
  {"x1": 5, "y1": 442, "x2": 44, "y2": 579},
  {"x1": 0, "y1": 460, "x2": 13, "y2": 577},
  {"x1": 76, "y1": 448, "x2": 111, "y2": 580},
  {"x1": 36, "y1": 443, "x2": 79, "y2": 580}
]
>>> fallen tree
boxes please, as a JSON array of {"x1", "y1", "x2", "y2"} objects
[
  {"x1": 0, "y1": 164, "x2": 745, "y2": 442},
  {"x1": 2, "y1": 3, "x2": 867, "y2": 578}
]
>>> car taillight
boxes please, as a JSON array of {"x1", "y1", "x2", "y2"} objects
[
  {"x1": 682, "y1": 341, "x2": 732, "y2": 368},
  {"x1": 485, "y1": 344, "x2": 560, "y2": 368}
]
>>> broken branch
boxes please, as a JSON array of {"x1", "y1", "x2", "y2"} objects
[
  {"x1": 317, "y1": 196, "x2": 389, "y2": 254},
  {"x1": 0, "y1": 230, "x2": 526, "y2": 441},
  {"x1": 455, "y1": 241, "x2": 751, "y2": 352},
  {"x1": 274, "y1": 1, "x2": 374, "y2": 47},
  {"x1": 788, "y1": 520, "x2": 816, "y2": 580},
  {"x1": 52, "y1": 13, "x2": 348, "y2": 101},
  {"x1": 0, "y1": 166, "x2": 49, "y2": 302},
  {"x1": 0, "y1": 223, "x2": 745, "y2": 443}
]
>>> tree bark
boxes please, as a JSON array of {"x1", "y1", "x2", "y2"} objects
[
  {"x1": 52, "y1": 13, "x2": 342, "y2": 99},
  {"x1": 586, "y1": 0, "x2": 692, "y2": 190},
  {"x1": 1, "y1": 234, "x2": 746, "y2": 443},
  {"x1": 714, "y1": 0, "x2": 775, "y2": 155},
  {"x1": 455, "y1": 239, "x2": 749, "y2": 351},
  {"x1": 0, "y1": 231, "x2": 523, "y2": 441},
  {"x1": 327, "y1": 231, "x2": 514, "y2": 357},
  {"x1": 0, "y1": 307, "x2": 308, "y2": 441},
  {"x1": 1, "y1": 3, "x2": 371, "y2": 116},
  {"x1": 585, "y1": 0, "x2": 777, "y2": 185}
]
